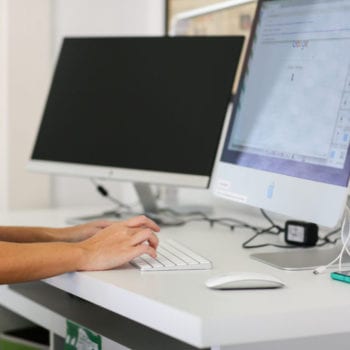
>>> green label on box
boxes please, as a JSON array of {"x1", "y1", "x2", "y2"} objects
[{"x1": 65, "y1": 320, "x2": 102, "y2": 350}]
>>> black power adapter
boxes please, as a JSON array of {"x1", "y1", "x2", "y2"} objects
[{"x1": 285, "y1": 221, "x2": 319, "y2": 247}]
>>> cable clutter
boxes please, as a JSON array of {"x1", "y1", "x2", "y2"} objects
[{"x1": 92, "y1": 179, "x2": 342, "y2": 252}]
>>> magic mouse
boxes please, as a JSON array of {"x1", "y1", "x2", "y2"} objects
[{"x1": 205, "y1": 272, "x2": 285, "y2": 290}]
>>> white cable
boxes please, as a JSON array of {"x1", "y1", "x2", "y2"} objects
[
  {"x1": 339, "y1": 206, "x2": 350, "y2": 272},
  {"x1": 341, "y1": 207, "x2": 350, "y2": 258},
  {"x1": 313, "y1": 206, "x2": 350, "y2": 274}
]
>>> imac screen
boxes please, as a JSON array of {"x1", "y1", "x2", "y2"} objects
[{"x1": 214, "y1": 0, "x2": 350, "y2": 227}]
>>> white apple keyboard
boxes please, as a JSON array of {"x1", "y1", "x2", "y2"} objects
[{"x1": 130, "y1": 239, "x2": 212, "y2": 271}]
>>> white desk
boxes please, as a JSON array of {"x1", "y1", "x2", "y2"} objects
[{"x1": 1, "y1": 206, "x2": 350, "y2": 350}]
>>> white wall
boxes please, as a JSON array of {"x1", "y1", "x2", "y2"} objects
[
  {"x1": 0, "y1": 0, "x2": 51, "y2": 211},
  {"x1": 51, "y1": 0, "x2": 166, "y2": 209},
  {"x1": 0, "y1": 0, "x2": 216, "y2": 212},
  {"x1": 0, "y1": 0, "x2": 9, "y2": 211},
  {"x1": 53, "y1": 0, "x2": 165, "y2": 39}
]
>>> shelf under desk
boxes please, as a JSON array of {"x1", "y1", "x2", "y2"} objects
[{"x1": 1, "y1": 282, "x2": 199, "y2": 350}]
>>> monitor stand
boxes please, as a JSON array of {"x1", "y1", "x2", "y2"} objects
[
  {"x1": 67, "y1": 182, "x2": 209, "y2": 226},
  {"x1": 251, "y1": 247, "x2": 350, "y2": 271},
  {"x1": 134, "y1": 183, "x2": 214, "y2": 225}
]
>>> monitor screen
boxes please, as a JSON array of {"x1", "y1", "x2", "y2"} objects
[
  {"x1": 213, "y1": 0, "x2": 350, "y2": 227},
  {"x1": 30, "y1": 36, "x2": 244, "y2": 189}
]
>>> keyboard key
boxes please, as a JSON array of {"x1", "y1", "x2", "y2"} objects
[
  {"x1": 132, "y1": 257, "x2": 151, "y2": 269},
  {"x1": 167, "y1": 239, "x2": 210, "y2": 264},
  {"x1": 157, "y1": 246, "x2": 187, "y2": 266},
  {"x1": 140, "y1": 255, "x2": 164, "y2": 268},
  {"x1": 155, "y1": 253, "x2": 176, "y2": 267}
]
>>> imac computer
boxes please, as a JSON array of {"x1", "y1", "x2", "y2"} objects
[
  {"x1": 212, "y1": 0, "x2": 350, "y2": 269},
  {"x1": 29, "y1": 36, "x2": 244, "y2": 222}
]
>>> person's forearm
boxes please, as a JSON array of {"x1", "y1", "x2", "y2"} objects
[
  {"x1": 0, "y1": 216, "x2": 160, "y2": 284},
  {"x1": 0, "y1": 226, "x2": 58, "y2": 243},
  {"x1": 0, "y1": 241, "x2": 84, "y2": 284}
]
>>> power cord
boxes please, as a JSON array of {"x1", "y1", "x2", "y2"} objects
[
  {"x1": 241, "y1": 209, "x2": 291, "y2": 249},
  {"x1": 159, "y1": 207, "x2": 262, "y2": 232},
  {"x1": 242, "y1": 209, "x2": 340, "y2": 249},
  {"x1": 90, "y1": 180, "x2": 343, "y2": 248},
  {"x1": 89, "y1": 181, "x2": 266, "y2": 230},
  {"x1": 316, "y1": 227, "x2": 341, "y2": 247},
  {"x1": 90, "y1": 178, "x2": 135, "y2": 213}
]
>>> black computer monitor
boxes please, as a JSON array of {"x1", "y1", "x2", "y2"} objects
[{"x1": 29, "y1": 36, "x2": 244, "y2": 217}]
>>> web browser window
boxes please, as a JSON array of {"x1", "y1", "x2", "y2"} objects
[{"x1": 222, "y1": 0, "x2": 350, "y2": 185}]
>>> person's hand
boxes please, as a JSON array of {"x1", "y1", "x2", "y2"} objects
[
  {"x1": 54, "y1": 220, "x2": 114, "y2": 242},
  {"x1": 76, "y1": 215, "x2": 160, "y2": 271}
]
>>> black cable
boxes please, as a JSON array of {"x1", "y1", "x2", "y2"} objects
[
  {"x1": 260, "y1": 209, "x2": 275, "y2": 227},
  {"x1": 259, "y1": 209, "x2": 284, "y2": 233},
  {"x1": 89, "y1": 180, "x2": 343, "y2": 246},
  {"x1": 90, "y1": 178, "x2": 134, "y2": 213},
  {"x1": 161, "y1": 207, "x2": 264, "y2": 232},
  {"x1": 159, "y1": 207, "x2": 340, "y2": 250},
  {"x1": 242, "y1": 209, "x2": 342, "y2": 249},
  {"x1": 241, "y1": 209, "x2": 289, "y2": 249},
  {"x1": 316, "y1": 227, "x2": 341, "y2": 246}
]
